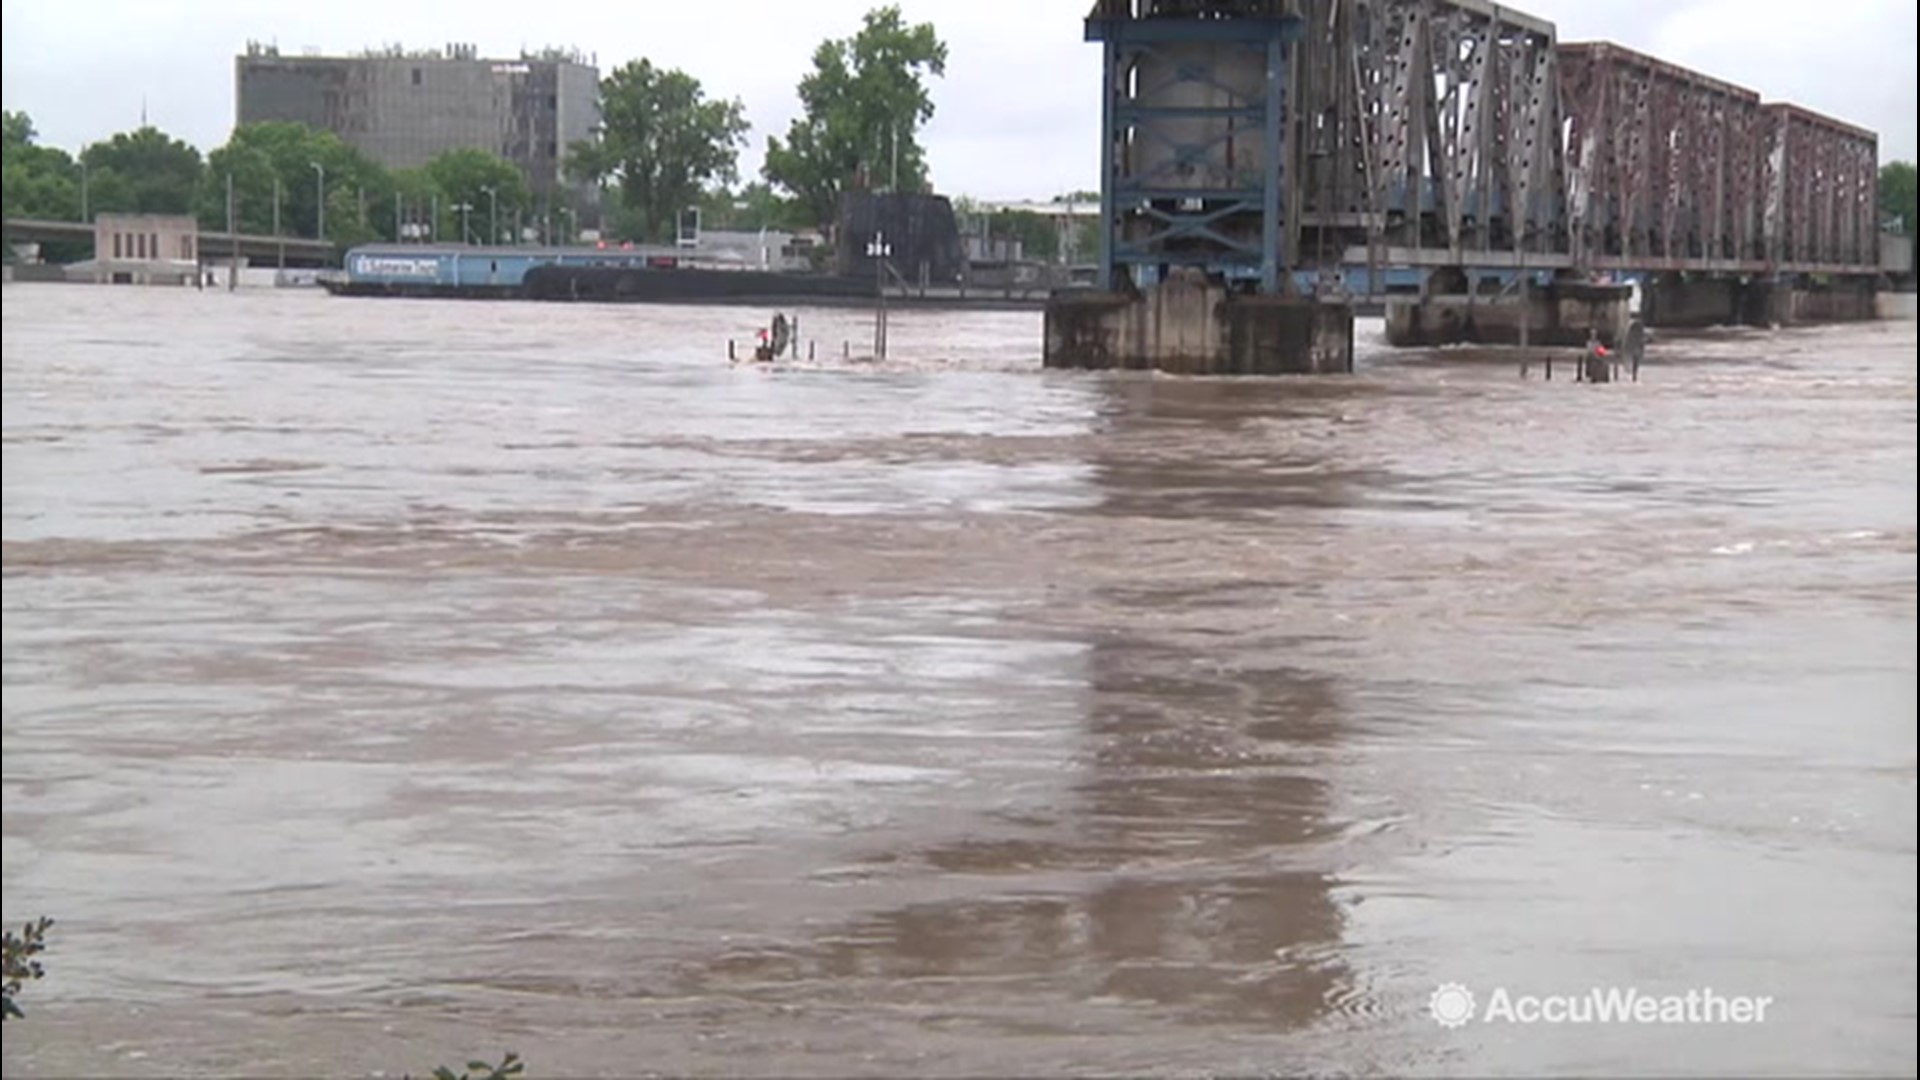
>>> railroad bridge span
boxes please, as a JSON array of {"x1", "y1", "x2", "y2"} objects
[{"x1": 1045, "y1": 0, "x2": 1886, "y2": 373}]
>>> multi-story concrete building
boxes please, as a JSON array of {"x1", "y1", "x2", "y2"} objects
[{"x1": 235, "y1": 42, "x2": 599, "y2": 215}]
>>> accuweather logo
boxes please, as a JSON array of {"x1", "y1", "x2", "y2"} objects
[{"x1": 1429, "y1": 983, "x2": 1775, "y2": 1027}]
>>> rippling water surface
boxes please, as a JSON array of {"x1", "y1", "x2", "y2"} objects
[{"x1": 3, "y1": 284, "x2": 1915, "y2": 1077}]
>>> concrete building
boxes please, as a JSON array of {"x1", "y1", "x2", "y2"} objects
[
  {"x1": 235, "y1": 42, "x2": 599, "y2": 213},
  {"x1": 83, "y1": 213, "x2": 200, "y2": 285}
]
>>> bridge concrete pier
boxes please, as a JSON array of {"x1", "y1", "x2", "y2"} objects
[
  {"x1": 1642, "y1": 274, "x2": 1878, "y2": 328},
  {"x1": 1384, "y1": 281, "x2": 1633, "y2": 348},
  {"x1": 1741, "y1": 278, "x2": 1879, "y2": 325},
  {"x1": 1044, "y1": 269, "x2": 1354, "y2": 375}
]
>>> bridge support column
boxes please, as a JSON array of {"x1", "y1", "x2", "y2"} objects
[
  {"x1": 1385, "y1": 280, "x2": 1633, "y2": 347},
  {"x1": 1045, "y1": 269, "x2": 1353, "y2": 375},
  {"x1": 1643, "y1": 274, "x2": 1746, "y2": 328},
  {"x1": 1740, "y1": 277, "x2": 1877, "y2": 326}
]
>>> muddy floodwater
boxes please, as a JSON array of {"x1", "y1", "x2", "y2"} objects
[{"x1": 2, "y1": 284, "x2": 1914, "y2": 1077}]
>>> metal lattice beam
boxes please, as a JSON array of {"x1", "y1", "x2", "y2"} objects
[{"x1": 1083, "y1": 0, "x2": 1881, "y2": 284}]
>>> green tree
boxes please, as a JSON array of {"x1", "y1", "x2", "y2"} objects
[
  {"x1": 696, "y1": 181, "x2": 808, "y2": 232},
  {"x1": 78, "y1": 126, "x2": 204, "y2": 216},
  {"x1": 2, "y1": 917, "x2": 53, "y2": 1022},
  {"x1": 567, "y1": 59, "x2": 749, "y2": 243},
  {"x1": 762, "y1": 6, "x2": 948, "y2": 229},
  {"x1": 388, "y1": 166, "x2": 444, "y2": 242},
  {"x1": 2, "y1": 110, "x2": 81, "y2": 222},
  {"x1": 199, "y1": 122, "x2": 390, "y2": 247},
  {"x1": 1880, "y1": 161, "x2": 1916, "y2": 237},
  {"x1": 424, "y1": 148, "x2": 530, "y2": 244},
  {"x1": 991, "y1": 209, "x2": 1058, "y2": 262}
]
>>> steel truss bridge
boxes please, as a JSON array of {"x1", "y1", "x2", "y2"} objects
[{"x1": 1087, "y1": 0, "x2": 1883, "y2": 293}]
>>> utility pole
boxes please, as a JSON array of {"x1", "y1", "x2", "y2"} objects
[
  {"x1": 482, "y1": 186, "x2": 498, "y2": 246},
  {"x1": 226, "y1": 172, "x2": 238, "y2": 292},
  {"x1": 890, "y1": 123, "x2": 899, "y2": 193},
  {"x1": 454, "y1": 202, "x2": 473, "y2": 245},
  {"x1": 79, "y1": 161, "x2": 90, "y2": 223},
  {"x1": 430, "y1": 195, "x2": 439, "y2": 243},
  {"x1": 310, "y1": 162, "x2": 326, "y2": 245}
]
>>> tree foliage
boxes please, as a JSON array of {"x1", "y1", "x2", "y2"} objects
[
  {"x1": 2, "y1": 110, "x2": 80, "y2": 222},
  {"x1": 1, "y1": 917, "x2": 53, "y2": 1022},
  {"x1": 198, "y1": 122, "x2": 390, "y2": 246},
  {"x1": 412, "y1": 1051, "x2": 524, "y2": 1080},
  {"x1": 568, "y1": 59, "x2": 748, "y2": 243},
  {"x1": 1881, "y1": 161, "x2": 1916, "y2": 237},
  {"x1": 696, "y1": 181, "x2": 809, "y2": 233},
  {"x1": 762, "y1": 6, "x2": 948, "y2": 229},
  {"x1": 79, "y1": 126, "x2": 203, "y2": 216},
  {"x1": 424, "y1": 148, "x2": 531, "y2": 243},
  {"x1": 5, "y1": 112, "x2": 553, "y2": 252}
]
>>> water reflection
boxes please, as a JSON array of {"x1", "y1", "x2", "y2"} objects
[{"x1": 676, "y1": 377, "x2": 1358, "y2": 1035}]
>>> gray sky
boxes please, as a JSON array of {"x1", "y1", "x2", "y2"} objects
[{"x1": 3, "y1": 0, "x2": 1914, "y2": 199}]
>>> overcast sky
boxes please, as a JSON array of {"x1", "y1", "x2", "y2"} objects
[{"x1": 3, "y1": 0, "x2": 1913, "y2": 199}]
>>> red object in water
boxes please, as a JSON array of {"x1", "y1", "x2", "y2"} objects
[
  {"x1": 596, "y1": 240, "x2": 607, "y2": 250},
  {"x1": 1596, "y1": 345, "x2": 1612, "y2": 357}
]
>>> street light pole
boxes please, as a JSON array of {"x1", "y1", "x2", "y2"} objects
[
  {"x1": 454, "y1": 202, "x2": 473, "y2": 245},
  {"x1": 226, "y1": 171, "x2": 238, "y2": 292},
  {"x1": 482, "y1": 186, "x2": 498, "y2": 246},
  {"x1": 273, "y1": 175, "x2": 284, "y2": 270},
  {"x1": 309, "y1": 162, "x2": 326, "y2": 244},
  {"x1": 79, "y1": 161, "x2": 89, "y2": 223}
]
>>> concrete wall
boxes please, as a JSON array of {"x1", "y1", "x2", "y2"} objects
[
  {"x1": 1881, "y1": 233, "x2": 1913, "y2": 276},
  {"x1": 1385, "y1": 283, "x2": 1633, "y2": 347},
  {"x1": 1743, "y1": 279, "x2": 1878, "y2": 325},
  {"x1": 1639, "y1": 275, "x2": 1880, "y2": 328},
  {"x1": 95, "y1": 213, "x2": 197, "y2": 267},
  {"x1": 1642, "y1": 276, "x2": 1746, "y2": 327},
  {"x1": 1876, "y1": 292, "x2": 1917, "y2": 320},
  {"x1": 1044, "y1": 269, "x2": 1353, "y2": 374}
]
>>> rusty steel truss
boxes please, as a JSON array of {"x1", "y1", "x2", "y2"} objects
[{"x1": 1088, "y1": 0, "x2": 1882, "y2": 288}]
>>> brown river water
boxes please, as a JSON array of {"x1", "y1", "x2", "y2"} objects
[{"x1": 2, "y1": 284, "x2": 1914, "y2": 1077}]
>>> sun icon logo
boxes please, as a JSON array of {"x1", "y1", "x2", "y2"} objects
[{"x1": 1429, "y1": 982, "x2": 1476, "y2": 1028}]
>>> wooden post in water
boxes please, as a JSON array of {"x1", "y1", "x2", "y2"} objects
[{"x1": 869, "y1": 232, "x2": 892, "y2": 360}]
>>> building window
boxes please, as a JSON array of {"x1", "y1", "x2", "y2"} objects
[
  {"x1": 412, "y1": 67, "x2": 423, "y2": 86},
  {"x1": 547, "y1": 94, "x2": 557, "y2": 110},
  {"x1": 151, "y1": 234, "x2": 159, "y2": 260},
  {"x1": 547, "y1": 139, "x2": 558, "y2": 158},
  {"x1": 113, "y1": 233, "x2": 122, "y2": 259}
]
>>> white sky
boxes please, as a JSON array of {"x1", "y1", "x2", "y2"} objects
[{"x1": 2, "y1": 0, "x2": 1913, "y2": 200}]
